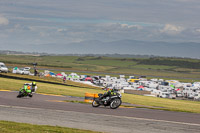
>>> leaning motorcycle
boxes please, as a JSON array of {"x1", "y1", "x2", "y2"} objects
[
  {"x1": 17, "y1": 84, "x2": 33, "y2": 98},
  {"x1": 92, "y1": 90, "x2": 122, "y2": 109}
]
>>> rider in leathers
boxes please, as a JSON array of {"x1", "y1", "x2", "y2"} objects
[{"x1": 100, "y1": 88, "x2": 115, "y2": 102}]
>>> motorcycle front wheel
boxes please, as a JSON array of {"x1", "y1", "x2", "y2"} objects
[
  {"x1": 110, "y1": 98, "x2": 122, "y2": 109},
  {"x1": 17, "y1": 94, "x2": 21, "y2": 98},
  {"x1": 92, "y1": 100, "x2": 100, "y2": 107},
  {"x1": 17, "y1": 92, "x2": 23, "y2": 98}
]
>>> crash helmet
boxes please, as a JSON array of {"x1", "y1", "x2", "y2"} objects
[
  {"x1": 27, "y1": 85, "x2": 31, "y2": 90},
  {"x1": 32, "y1": 81, "x2": 36, "y2": 86}
]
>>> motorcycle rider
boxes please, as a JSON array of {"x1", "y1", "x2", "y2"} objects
[
  {"x1": 100, "y1": 88, "x2": 115, "y2": 102},
  {"x1": 31, "y1": 81, "x2": 37, "y2": 93}
]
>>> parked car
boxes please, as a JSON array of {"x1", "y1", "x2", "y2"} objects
[
  {"x1": 175, "y1": 90, "x2": 183, "y2": 97},
  {"x1": 159, "y1": 92, "x2": 170, "y2": 98},
  {"x1": 23, "y1": 67, "x2": 31, "y2": 71},
  {"x1": 168, "y1": 93, "x2": 176, "y2": 99},
  {"x1": 14, "y1": 67, "x2": 31, "y2": 75},
  {"x1": 187, "y1": 93, "x2": 195, "y2": 99},
  {"x1": 23, "y1": 67, "x2": 31, "y2": 75},
  {"x1": 16, "y1": 68, "x2": 25, "y2": 74},
  {"x1": 0, "y1": 62, "x2": 8, "y2": 73}
]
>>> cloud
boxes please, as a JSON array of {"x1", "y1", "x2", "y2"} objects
[
  {"x1": 95, "y1": 23, "x2": 143, "y2": 32},
  {"x1": 39, "y1": 32, "x2": 48, "y2": 37},
  {"x1": 160, "y1": 24, "x2": 184, "y2": 35},
  {"x1": 28, "y1": 26, "x2": 57, "y2": 31},
  {"x1": 120, "y1": 24, "x2": 143, "y2": 29},
  {"x1": 175, "y1": 0, "x2": 198, "y2": 2},
  {"x1": 196, "y1": 29, "x2": 200, "y2": 33},
  {"x1": 1, "y1": 0, "x2": 200, "y2": 46},
  {"x1": 5, "y1": 24, "x2": 24, "y2": 33},
  {"x1": 57, "y1": 28, "x2": 67, "y2": 32},
  {"x1": 0, "y1": 14, "x2": 9, "y2": 25}
]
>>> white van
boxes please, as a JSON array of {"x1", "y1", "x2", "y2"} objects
[
  {"x1": 0, "y1": 62, "x2": 8, "y2": 73},
  {"x1": 194, "y1": 92, "x2": 200, "y2": 101}
]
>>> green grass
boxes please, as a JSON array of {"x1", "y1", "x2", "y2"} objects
[
  {"x1": 122, "y1": 94, "x2": 200, "y2": 113},
  {"x1": 0, "y1": 73, "x2": 102, "y2": 90},
  {"x1": 1, "y1": 54, "x2": 200, "y2": 82},
  {"x1": 0, "y1": 120, "x2": 100, "y2": 133},
  {"x1": 76, "y1": 59, "x2": 138, "y2": 67},
  {"x1": 1, "y1": 76, "x2": 200, "y2": 113},
  {"x1": 0, "y1": 77, "x2": 104, "y2": 97},
  {"x1": 131, "y1": 64, "x2": 176, "y2": 70}
]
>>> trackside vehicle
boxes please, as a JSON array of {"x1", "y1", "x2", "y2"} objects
[{"x1": 0, "y1": 62, "x2": 8, "y2": 73}]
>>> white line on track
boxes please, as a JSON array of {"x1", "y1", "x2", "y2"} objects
[{"x1": 0, "y1": 104, "x2": 199, "y2": 127}]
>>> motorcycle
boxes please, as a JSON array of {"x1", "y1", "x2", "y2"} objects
[
  {"x1": 92, "y1": 89, "x2": 122, "y2": 109},
  {"x1": 17, "y1": 83, "x2": 33, "y2": 98}
]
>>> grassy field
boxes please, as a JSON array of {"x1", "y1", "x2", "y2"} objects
[
  {"x1": 0, "y1": 72, "x2": 103, "y2": 96},
  {"x1": 0, "y1": 121, "x2": 100, "y2": 133},
  {"x1": 1, "y1": 76, "x2": 200, "y2": 113},
  {"x1": 0, "y1": 73, "x2": 101, "y2": 90},
  {"x1": 1, "y1": 55, "x2": 200, "y2": 82}
]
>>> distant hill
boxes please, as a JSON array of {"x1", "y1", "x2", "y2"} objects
[
  {"x1": 1, "y1": 40, "x2": 200, "y2": 59},
  {"x1": 0, "y1": 50, "x2": 157, "y2": 58}
]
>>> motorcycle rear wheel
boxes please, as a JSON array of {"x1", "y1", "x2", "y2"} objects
[
  {"x1": 110, "y1": 98, "x2": 122, "y2": 109},
  {"x1": 92, "y1": 100, "x2": 100, "y2": 107},
  {"x1": 29, "y1": 94, "x2": 33, "y2": 97}
]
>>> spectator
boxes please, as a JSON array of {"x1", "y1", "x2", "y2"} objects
[
  {"x1": 34, "y1": 69, "x2": 38, "y2": 76},
  {"x1": 63, "y1": 76, "x2": 66, "y2": 83}
]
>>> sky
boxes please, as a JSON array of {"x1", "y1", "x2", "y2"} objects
[{"x1": 0, "y1": 0, "x2": 200, "y2": 56}]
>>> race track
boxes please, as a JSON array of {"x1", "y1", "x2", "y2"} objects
[{"x1": 0, "y1": 91, "x2": 200, "y2": 133}]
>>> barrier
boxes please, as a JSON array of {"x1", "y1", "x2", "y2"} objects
[{"x1": 84, "y1": 93, "x2": 99, "y2": 103}]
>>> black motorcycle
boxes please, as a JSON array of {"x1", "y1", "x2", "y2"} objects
[{"x1": 92, "y1": 90, "x2": 122, "y2": 109}]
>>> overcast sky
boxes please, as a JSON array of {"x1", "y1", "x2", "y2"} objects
[{"x1": 0, "y1": 0, "x2": 200, "y2": 51}]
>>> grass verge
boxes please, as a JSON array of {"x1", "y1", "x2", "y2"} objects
[
  {"x1": 0, "y1": 120, "x2": 100, "y2": 133},
  {"x1": 0, "y1": 73, "x2": 102, "y2": 90}
]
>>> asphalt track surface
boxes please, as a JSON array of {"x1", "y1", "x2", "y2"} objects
[{"x1": 0, "y1": 91, "x2": 200, "y2": 133}]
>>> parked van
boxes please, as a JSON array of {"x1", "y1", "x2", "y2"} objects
[
  {"x1": 0, "y1": 62, "x2": 8, "y2": 73},
  {"x1": 194, "y1": 92, "x2": 200, "y2": 101}
]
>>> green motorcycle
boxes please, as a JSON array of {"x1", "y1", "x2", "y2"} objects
[{"x1": 17, "y1": 83, "x2": 33, "y2": 98}]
